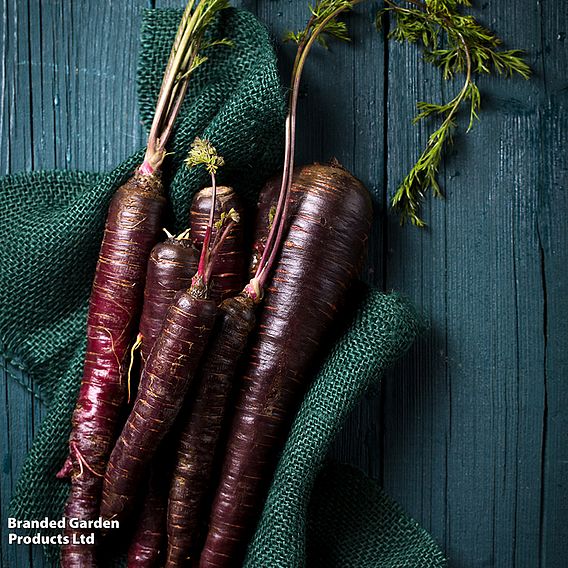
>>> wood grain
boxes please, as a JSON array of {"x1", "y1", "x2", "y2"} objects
[{"x1": 1, "y1": 0, "x2": 566, "y2": 566}]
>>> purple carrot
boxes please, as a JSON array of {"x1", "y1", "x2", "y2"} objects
[
  {"x1": 99, "y1": 270, "x2": 217, "y2": 525},
  {"x1": 62, "y1": 172, "x2": 165, "y2": 567},
  {"x1": 166, "y1": 293, "x2": 256, "y2": 567},
  {"x1": 126, "y1": 232, "x2": 199, "y2": 567}
]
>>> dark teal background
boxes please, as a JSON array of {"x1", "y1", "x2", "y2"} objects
[{"x1": 1, "y1": 1, "x2": 566, "y2": 566}]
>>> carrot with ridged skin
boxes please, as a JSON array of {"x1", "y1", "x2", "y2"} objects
[
  {"x1": 166, "y1": 293, "x2": 256, "y2": 567},
  {"x1": 62, "y1": 172, "x2": 165, "y2": 567},
  {"x1": 126, "y1": 234, "x2": 199, "y2": 568},
  {"x1": 100, "y1": 283, "x2": 216, "y2": 524},
  {"x1": 163, "y1": 188, "x2": 248, "y2": 566},
  {"x1": 199, "y1": 163, "x2": 371, "y2": 567},
  {"x1": 190, "y1": 186, "x2": 246, "y2": 303}
]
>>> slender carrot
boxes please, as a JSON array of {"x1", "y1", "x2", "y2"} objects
[
  {"x1": 61, "y1": 3, "x2": 231, "y2": 564},
  {"x1": 190, "y1": 186, "x2": 246, "y2": 303},
  {"x1": 126, "y1": 232, "x2": 199, "y2": 567},
  {"x1": 100, "y1": 285, "x2": 216, "y2": 523},
  {"x1": 166, "y1": 293, "x2": 256, "y2": 567}
]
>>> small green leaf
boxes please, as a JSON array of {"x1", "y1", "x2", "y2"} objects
[
  {"x1": 268, "y1": 205, "x2": 277, "y2": 229},
  {"x1": 185, "y1": 137, "x2": 225, "y2": 175}
]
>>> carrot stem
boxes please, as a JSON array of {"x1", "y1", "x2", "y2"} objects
[
  {"x1": 254, "y1": 1, "x2": 362, "y2": 290},
  {"x1": 143, "y1": 0, "x2": 231, "y2": 169}
]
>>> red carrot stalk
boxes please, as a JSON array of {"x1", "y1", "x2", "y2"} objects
[
  {"x1": 61, "y1": 3, "x2": 231, "y2": 564},
  {"x1": 190, "y1": 186, "x2": 246, "y2": 303},
  {"x1": 100, "y1": 139, "x2": 227, "y2": 526},
  {"x1": 199, "y1": 3, "x2": 369, "y2": 566}
]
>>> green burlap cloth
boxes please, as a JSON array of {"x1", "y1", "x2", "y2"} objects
[{"x1": 0, "y1": 8, "x2": 445, "y2": 568}]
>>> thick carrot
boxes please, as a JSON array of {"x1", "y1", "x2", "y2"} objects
[
  {"x1": 126, "y1": 233, "x2": 199, "y2": 567},
  {"x1": 190, "y1": 186, "x2": 246, "y2": 303},
  {"x1": 166, "y1": 293, "x2": 256, "y2": 566},
  {"x1": 62, "y1": 172, "x2": 165, "y2": 567},
  {"x1": 199, "y1": 162, "x2": 372, "y2": 567}
]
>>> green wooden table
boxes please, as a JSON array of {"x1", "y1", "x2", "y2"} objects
[{"x1": 1, "y1": 1, "x2": 566, "y2": 566}]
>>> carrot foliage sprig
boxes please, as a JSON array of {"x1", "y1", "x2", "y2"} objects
[
  {"x1": 377, "y1": 0, "x2": 530, "y2": 226},
  {"x1": 143, "y1": 0, "x2": 232, "y2": 172}
]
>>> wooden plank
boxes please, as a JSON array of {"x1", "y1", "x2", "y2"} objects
[
  {"x1": 381, "y1": 20, "x2": 452, "y2": 558},
  {"x1": 1, "y1": 359, "x2": 41, "y2": 566},
  {"x1": 537, "y1": 0, "x2": 568, "y2": 560},
  {"x1": 381, "y1": 1, "x2": 556, "y2": 567},
  {"x1": 538, "y1": 101, "x2": 568, "y2": 567}
]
